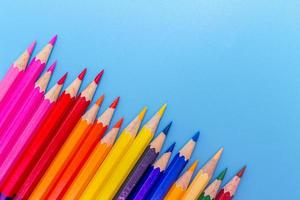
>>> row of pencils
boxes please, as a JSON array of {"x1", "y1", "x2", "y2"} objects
[{"x1": 0, "y1": 35, "x2": 246, "y2": 200}]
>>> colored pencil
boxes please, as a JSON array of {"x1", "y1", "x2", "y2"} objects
[
  {"x1": 130, "y1": 143, "x2": 175, "y2": 200},
  {"x1": 0, "y1": 36, "x2": 56, "y2": 137},
  {"x1": 80, "y1": 107, "x2": 147, "y2": 200},
  {"x1": 0, "y1": 62, "x2": 55, "y2": 161},
  {"x1": 0, "y1": 74, "x2": 66, "y2": 188},
  {"x1": 148, "y1": 132, "x2": 199, "y2": 200},
  {"x1": 26, "y1": 95, "x2": 104, "y2": 200},
  {"x1": 164, "y1": 160, "x2": 199, "y2": 200},
  {"x1": 115, "y1": 122, "x2": 172, "y2": 200},
  {"x1": 19, "y1": 70, "x2": 102, "y2": 200},
  {"x1": 0, "y1": 41, "x2": 36, "y2": 102},
  {"x1": 63, "y1": 118, "x2": 124, "y2": 200},
  {"x1": 30, "y1": 96, "x2": 118, "y2": 200},
  {"x1": 0, "y1": 70, "x2": 85, "y2": 199},
  {"x1": 96, "y1": 104, "x2": 167, "y2": 200},
  {"x1": 215, "y1": 166, "x2": 246, "y2": 200},
  {"x1": 182, "y1": 148, "x2": 224, "y2": 200},
  {"x1": 198, "y1": 168, "x2": 227, "y2": 200},
  {"x1": 45, "y1": 98, "x2": 119, "y2": 200}
]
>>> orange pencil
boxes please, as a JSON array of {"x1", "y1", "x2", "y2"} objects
[
  {"x1": 63, "y1": 118, "x2": 124, "y2": 200},
  {"x1": 28, "y1": 96, "x2": 104, "y2": 200},
  {"x1": 45, "y1": 97, "x2": 119, "y2": 200}
]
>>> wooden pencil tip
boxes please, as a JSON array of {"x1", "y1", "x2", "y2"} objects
[
  {"x1": 166, "y1": 142, "x2": 176, "y2": 152},
  {"x1": 189, "y1": 160, "x2": 199, "y2": 171},
  {"x1": 192, "y1": 131, "x2": 200, "y2": 142},
  {"x1": 217, "y1": 168, "x2": 228, "y2": 180},
  {"x1": 162, "y1": 122, "x2": 172, "y2": 135},
  {"x1": 78, "y1": 68, "x2": 87, "y2": 80},
  {"x1": 49, "y1": 35, "x2": 58, "y2": 46},
  {"x1": 138, "y1": 107, "x2": 148, "y2": 120},
  {"x1": 94, "y1": 69, "x2": 104, "y2": 84},
  {"x1": 47, "y1": 61, "x2": 57, "y2": 72},
  {"x1": 237, "y1": 166, "x2": 246, "y2": 178},
  {"x1": 158, "y1": 104, "x2": 167, "y2": 117},
  {"x1": 27, "y1": 41, "x2": 36, "y2": 55},
  {"x1": 96, "y1": 95, "x2": 105, "y2": 106},
  {"x1": 114, "y1": 118, "x2": 124, "y2": 128},
  {"x1": 57, "y1": 73, "x2": 68, "y2": 85},
  {"x1": 110, "y1": 96, "x2": 120, "y2": 108}
]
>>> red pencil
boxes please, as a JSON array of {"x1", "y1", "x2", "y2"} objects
[
  {"x1": 43, "y1": 97, "x2": 119, "y2": 200},
  {"x1": 0, "y1": 69, "x2": 86, "y2": 199},
  {"x1": 16, "y1": 70, "x2": 103, "y2": 199}
]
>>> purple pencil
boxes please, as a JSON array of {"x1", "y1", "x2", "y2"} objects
[
  {"x1": 115, "y1": 122, "x2": 172, "y2": 200},
  {"x1": 0, "y1": 62, "x2": 56, "y2": 163},
  {"x1": 0, "y1": 36, "x2": 56, "y2": 140},
  {"x1": 130, "y1": 143, "x2": 175, "y2": 200},
  {"x1": 0, "y1": 41, "x2": 36, "y2": 103},
  {"x1": 0, "y1": 73, "x2": 66, "y2": 185}
]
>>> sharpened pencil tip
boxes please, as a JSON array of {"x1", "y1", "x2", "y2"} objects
[
  {"x1": 96, "y1": 95, "x2": 105, "y2": 106},
  {"x1": 237, "y1": 166, "x2": 246, "y2": 177},
  {"x1": 162, "y1": 122, "x2": 172, "y2": 135},
  {"x1": 49, "y1": 35, "x2": 58, "y2": 46},
  {"x1": 57, "y1": 73, "x2": 68, "y2": 85},
  {"x1": 166, "y1": 142, "x2": 176, "y2": 152},
  {"x1": 217, "y1": 168, "x2": 228, "y2": 180},
  {"x1": 138, "y1": 107, "x2": 147, "y2": 121},
  {"x1": 189, "y1": 160, "x2": 199, "y2": 171},
  {"x1": 110, "y1": 96, "x2": 120, "y2": 108},
  {"x1": 114, "y1": 118, "x2": 124, "y2": 128},
  {"x1": 27, "y1": 41, "x2": 36, "y2": 55},
  {"x1": 78, "y1": 68, "x2": 87, "y2": 80},
  {"x1": 47, "y1": 61, "x2": 57, "y2": 72},
  {"x1": 158, "y1": 104, "x2": 167, "y2": 117},
  {"x1": 192, "y1": 131, "x2": 200, "y2": 142},
  {"x1": 94, "y1": 69, "x2": 104, "y2": 84}
]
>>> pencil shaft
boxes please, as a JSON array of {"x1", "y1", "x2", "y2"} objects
[{"x1": 115, "y1": 146, "x2": 158, "y2": 200}]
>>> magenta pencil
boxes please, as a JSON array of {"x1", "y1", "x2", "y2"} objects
[
  {"x1": 0, "y1": 73, "x2": 66, "y2": 185},
  {"x1": 0, "y1": 36, "x2": 56, "y2": 139},
  {"x1": 0, "y1": 41, "x2": 36, "y2": 103},
  {"x1": 0, "y1": 62, "x2": 56, "y2": 162}
]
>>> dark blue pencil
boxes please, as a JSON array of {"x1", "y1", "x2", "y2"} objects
[
  {"x1": 148, "y1": 132, "x2": 199, "y2": 200},
  {"x1": 130, "y1": 143, "x2": 175, "y2": 200}
]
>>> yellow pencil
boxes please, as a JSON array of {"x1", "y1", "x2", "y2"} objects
[
  {"x1": 96, "y1": 104, "x2": 167, "y2": 200},
  {"x1": 182, "y1": 148, "x2": 224, "y2": 200},
  {"x1": 164, "y1": 160, "x2": 198, "y2": 200},
  {"x1": 80, "y1": 107, "x2": 147, "y2": 200}
]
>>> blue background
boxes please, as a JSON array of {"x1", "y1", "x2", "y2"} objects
[{"x1": 0, "y1": 0, "x2": 299, "y2": 199}]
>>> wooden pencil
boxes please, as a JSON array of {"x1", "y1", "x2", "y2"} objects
[
  {"x1": 25, "y1": 95, "x2": 104, "y2": 200},
  {"x1": 164, "y1": 160, "x2": 199, "y2": 200},
  {"x1": 34, "y1": 96, "x2": 119, "y2": 200},
  {"x1": 182, "y1": 148, "x2": 224, "y2": 200},
  {"x1": 80, "y1": 108, "x2": 147, "y2": 200},
  {"x1": 215, "y1": 166, "x2": 246, "y2": 200},
  {"x1": 148, "y1": 132, "x2": 199, "y2": 200},
  {"x1": 0, "y1": 70, "x2": 85, "y2": 199},
  {"x1": 19, "y1": 70, "x2": 102, "y2": 200},
  {"x1": 0, "y1": 36, "x2": 56, "y2": 138},
  {"x1": 198, "y1": 168, "x2": 227, "y2": 200},
  {"x1": 0, "y1": 63, "x2": 55, "y2": 162},
  {"x1": 0, "y1": 41, "x2": 36, "y2": 102},
  {"x1": 130, "y1": 143, "x2": 175, "y2": 200},
  {"x1": 0, "y1": 74, "x2": 66, "y2": 189},
  {"x1": 96, "y1": 104, "x2": 167, "y2": 200},
  {"x1": 115, "y1": 122, "x2": 172, "y2": 200},
  {"x1": 63, "y1": 118, "x2": 124, "y2": 200}
]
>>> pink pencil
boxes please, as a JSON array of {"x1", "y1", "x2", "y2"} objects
[
  {"x1": 0, "y1": 36, "x2": 57, "y2": 138},
  {"x1": 0, "y1": 73, "x2": 67, "y2": 185},
  {"x1": 0, "y1": 62, "x2": 56, "y2": 162},
  {"x1": 0, "y1": 41, "x2": 36, "y2": 103}
]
